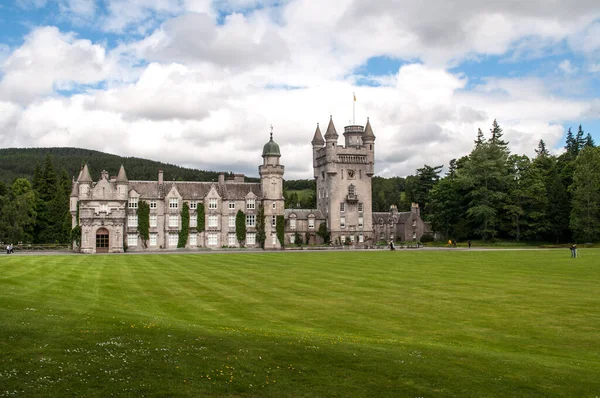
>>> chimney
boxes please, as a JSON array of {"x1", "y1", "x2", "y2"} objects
[
  {"x1": 218, "y1": 173, "x2": 225, "y2": 185},
  {"x1": 411, "y1": 202, "x2": 420, "y2": 217},
  {"x1": 158, "y1": 170, "x2": 163, "y2": 185},
  {"x1": 234, "y1": 174, "x2": 245, "y2": 183}
]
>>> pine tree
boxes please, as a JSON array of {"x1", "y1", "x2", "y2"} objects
[
  {"x1": 570, "y1": 147, "x2": 600, "y2": 242},
  {"x1": 474, "y1": 128, "x2": 485, "y2": 147},
  {"x1": 585, "y1": 133, "x2": 595, "y2": 148},
  {"x1": 534, "y1": 139, "x2": 549, "y2": 157},
  {"x1": 565, "y1": 128, "x2": 577, "y2": 157},
  {"x1": 490, "y1": 119, "x2": 508, "y2": 148}
]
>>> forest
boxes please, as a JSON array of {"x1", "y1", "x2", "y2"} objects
[{"x1": 0, "y1": 121, "x2": 598, "y2": 245}]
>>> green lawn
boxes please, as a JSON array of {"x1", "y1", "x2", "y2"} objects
[{"x1": 1, "y1": 250, "x2": 599, "y2": 397}]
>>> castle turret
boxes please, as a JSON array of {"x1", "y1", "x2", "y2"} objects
[
  {"x1": 77, "y1": 163, "x2": 93, "y2": 197},
  {"x1": 362, "y1": 118, "x2": 376, "y2": 176},
  {"x1": 259, "y1": 129, "x2": 285, "y2": 249},
  {"x1": 116, "y1": 165, "x2": 129, "y2": 198},
  {"x1": 311, "y1": 123, "x2": 324, "y2": 178},
  {"x1": 324, "y1": 116, "x2": 338, "y2": 175}
]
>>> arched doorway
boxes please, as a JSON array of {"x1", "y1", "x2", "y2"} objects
[{"x1": 96, "y1": 228, "x2": 109, "y2": 253}]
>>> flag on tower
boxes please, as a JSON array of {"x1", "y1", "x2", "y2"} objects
[{"x1": 353, "y1": 92, "x2": 356, "y2": 101}]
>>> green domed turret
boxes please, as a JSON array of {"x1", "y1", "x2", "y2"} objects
[{"x1": 262, "y1": 132, "x2": 281, "y2": 157}]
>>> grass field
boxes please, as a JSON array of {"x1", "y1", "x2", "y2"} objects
[{"x1": 1, "y1": 250, "x2": 599, "y2": 397}]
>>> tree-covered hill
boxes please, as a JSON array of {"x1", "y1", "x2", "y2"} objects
[{"x1": 0, "y1": 147, "x2": 233, "y2": 184}]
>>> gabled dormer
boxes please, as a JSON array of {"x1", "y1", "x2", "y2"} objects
[
  {"x1": 165, "y1": 185, "x2": 182, "y2": 212},
  {"x1": 205, "y1": 184, "x2": 222, "y2": 212}
]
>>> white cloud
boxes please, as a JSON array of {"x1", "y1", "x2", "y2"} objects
[
  {"x1": 0, "y1": 26, "x2": 114, "y2": 104},
  {"x1": 558, "y1": 59, "x2": 578, "y2": 75},
  {"x1": 1, "y1": 1, "x2": 600, "y2": 179}
]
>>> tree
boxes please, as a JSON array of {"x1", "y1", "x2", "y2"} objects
[
  {"x1": 534, "y1": 139, "x2": 549, "y2": 157},
  {"x1": 0, "y1": 179, "x2": 37, "y2": 244},
  {"x1": 457, "y1": 121, "x2": 511, "y2": 240},
  {"x1": 406, "y1": 164, "x2": 442, "y2": 217},
  {"x1": 138, "y1": 200, "x2": 150, "y2": 248},
  {"x1": 256, "y1": 203, "x2": 266, "y2": 249},
  {"x1": 503, "y1": 155, "x2": 547, "y2": 241},
  {"x1": 235, "y1": 209, "x2": 246, "y2": 246},
  {"x1": 570, "y1": 147, "x2": 600, "y2": 242},
  {"x1": 316, "y1": 222, "x2": 330, "y2": 244},
  {"x1": 178, "y1": 202, "x2": 190, "y2": 248}
]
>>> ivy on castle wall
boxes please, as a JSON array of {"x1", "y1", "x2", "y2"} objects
[
  {"x1": 276, "y1": 215, "x2": 285, "y2": 248},
  {"x1": 197, "y1": 203, "x2": 205, "y2": 232},
  {"x1": 236, "y1": 210, "x2": 246, "y2": 246},
  {"x1": 137, "y1": 200, "x2": 150, "y2": 248},
  {"x1": 70, "y1": 201, "x2": 81, "y2": 249},
  {"x1": 178, "y1": 202, "x2": 189, "y2": 248},
  {"x1": 256, "y1": 204, "x2": 266, "y2": 249}
]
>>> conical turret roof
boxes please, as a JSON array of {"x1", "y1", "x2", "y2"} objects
[
  {"x1": 324, "y1": 116, "x2": 338, "y2": 140},
  {"x1": 311, "y1": 123, "x2": 324, "y2": 146},
  {"x1": 363, "y1": 117, "x2": 375, "y2": 142},
  {"x1": 116, "y1": 165, "x2": 128, "y2": 183},
  {"x1": 77, "y1": 163, "x2": 92, "y2": 183}
]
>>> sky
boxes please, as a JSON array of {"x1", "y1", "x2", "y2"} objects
[{"x1": 0, "y1": 0, "x2": 599, "y2": 179}]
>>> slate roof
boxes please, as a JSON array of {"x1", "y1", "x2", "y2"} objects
[
  {"x1": 129, "y1": 181, "x2": 262, "y2": 200},
  {"x1": 324, "y1": 116, "x2": 338, "y2": 140},
  {"x1": 116, "y1": 165, "x2": 128, "y2": 183},
  {"x1": 285, "y1": 209, "x2": 325, "y2": 220},
  {"x1": 373, "y1": 211, "x2": 412, "y2": 224},
  {"x1": 363, "y1": 118, "x2": 376, "y2": 141},
  {"x1": 311, "y1": 123, "x2": 324, "y2": 146}
]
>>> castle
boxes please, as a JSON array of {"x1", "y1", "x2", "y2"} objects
[{"x1": 70, "y1": 118, "x2": 425, "y2": 253}]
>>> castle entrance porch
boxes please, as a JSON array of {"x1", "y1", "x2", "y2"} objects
[{"x1": 96, "y1": 228, "x2": 109, "y2": 253}]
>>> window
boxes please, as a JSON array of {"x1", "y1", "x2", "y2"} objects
[
  {"x1": 150, "y1": 200, "x2": 157, "y2": 209},
  {"x1": 380, "y1": 232, "x2": 384, "y2": 240},
  {"x1": 358, "y1": 203, "x2": 364, "y2": 213},
  {"x1": 128, "y1": 215, "x2": 138, "y2": 228},
  {"x1": 359, "y1": 234, "x2": 364, "y2": 243},
  {"x1": 169, "y1": 198, "x2": 178, "y2": 209},
  {"x1": 129, "y1": 197, "x2": 138, "y2": 209},
  {"x1": 340, "y1": 217, "x2": 346, "y2": 228},
  {"x1": 358, "y1": 217, "x2": 364, "y2": 228},
  {"x1": 247, "y1": 233, "x2": 256, "y2": 245},
  {"x1": 229, "y1": 201, "x2": 235, "y2": 210},
  {"x1": 350, "y1": 235, "x2": 355, "y2": 243},
  {"x1": 127, "y1": 233, "x2": 137, "y2": 246},
  {"x1": 190, "y1": 215, "x2": 197, "y2": 228},
  {"x1": 228, "y1": 233, "x2": 236, "y2": 246},
  {"x1": 272, "y1": 234, "x2": 277, "y2": 245},
  {"x1": 100, "y1": 203, "x2": 108, "y2": 213},
  {"x1": 341, "y1": 235, "x2": 345, "y2": 243},
  {"x1": 308, "y1": 218, "x2": 315, "y2": 229},
  {"x1": 348, "y1": 184, "x2": 355, "y2": 196},
  {"x1": 412, "y1": 220, "x2": 417, "y2": 227},
  {"x1": 149, "y1": 233, "x2": 157, "y2": 246},
  {"x1": 246, "y1": 214, "x2": 255, "y2": 227},
  {"x1": 413, "y1": 232, "x2": 417, "y2": 240},
  {"x1": 340, "y1": 202, "x2": 345, "y2": 212},
  {"x1": 246, "y1": 198, "x2": 255, "y2": 209},
  {"x1": 290, "y1": 219, "x2": 296, "y2": 230},
  {"x1": 272, "y1": 202, "x2": 276, "y2": 210},
  {"x1": 208, "y1": 215, "x2": 218, "y2": 228},
  {"x1": 290, "y1": 234, "x2": 295, "y2": 244},
  {"x1": 209, "y1": 198, "x2": 218, "y2": 209},
  {"x1": 150, "y1": 214, "x2": 157, "y2": 228},
  {"x1": 190, "y1": 201, "x2": 197, "y2": 210},
  {"x1": 189, "y1": 234, "x2": 197, "y2": 246},
  {"x1": 271, "y1": 215, "x2": 276, "y2": 227},
  {"x1": 169, "y1": 233, "x2": 178, "y2": 246},
  {"x1": 228, "y1": 215, "x2": 235, "y2": 228},
  {"x1": 207, "y1": 233, "x2": 218, "y2": 246},
  {"x1": 169, "y1": 215, "x2": 178, "y2": 228}
]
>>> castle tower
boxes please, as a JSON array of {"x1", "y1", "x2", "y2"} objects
[
  {"x1": 313, "y1": 117, "x2": 375, "y2": 245},
  {"x1": 259, "y1": 128, "x2": 285, "y2": 249}
]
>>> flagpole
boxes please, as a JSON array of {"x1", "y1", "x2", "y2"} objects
[{"x1": 353, "y1": 92, "x2": 355, "y2": 124}]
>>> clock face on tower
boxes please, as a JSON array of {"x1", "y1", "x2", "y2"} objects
[{"x1": 348, "y1": 169, "x2": 355, "y2": 178}]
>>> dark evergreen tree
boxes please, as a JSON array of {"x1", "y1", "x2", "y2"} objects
[
  {"x1": 534, "y1": 139, "x2": 549, "y2": 157},
  {"x1": 235, "y1": 210, "x2": 246, "y2": 246},
  {"x1": 570, "y1": 147, "x2": 600, "y2": 242}
]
